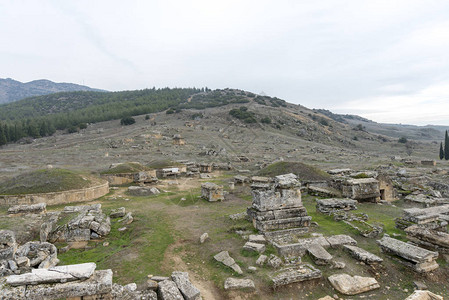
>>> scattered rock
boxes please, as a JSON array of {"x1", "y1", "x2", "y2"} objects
[
  {"x1": 267, "y1": 254, "x2": 283, "y2": 269},
  {"x1": 110, "y1": 207, "x2": 126, "y2": 218},
  {"x1": 271, "y1": 264, "x2": 322, "y2": 288},
  {"x1": 243, "y1": 242, "x2": 266, "y2": 253},
  {"x1": 214, "y1": 251, "x2": 243, "y2": 274},
  {"x1": 405, "y1": 290, "x2": 443, "y2": 300},
  {"x1": 343, "y1": 245, "x2": 383, "y2": 264},
  {"x1": 128, "y1": 186, "x2": 160, "y2": 196},
  {"x1": 171, "y1": 271, "x2": 201, "y2": 300},
  {"x1": 224, "y1": 278, "x2": 255, "y2": 291},
  {"x1": 199, "y1": 233, "x2": 209, "y2": 244},
  {"x1": 248, "y1": 234, "x2": 267, "y2": 244},
  {"x1": 120, "y1": 212, "x2": 133, "y2": 225},
  {"x1": 157, "y1": 279, "x2": 184, "y2": 300},
  {"x1": 256, "y1": 255, "x2": 268, "y2": 266},
  {"x1": 307, "y1": 243, "x2": 333, "y2": 265},
  {"x1": 328, "y1": 273, "x2": 380, "y2": 295}
]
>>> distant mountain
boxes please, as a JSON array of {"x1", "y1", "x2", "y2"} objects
[{"x1": 0, "y1": 78, "x2": 105, "y2": 104}]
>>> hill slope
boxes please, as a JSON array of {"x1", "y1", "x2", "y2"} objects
[{"x1": 0, "y1": 78, "x2": 104, "y2": 104}]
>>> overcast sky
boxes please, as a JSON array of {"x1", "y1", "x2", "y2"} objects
[{"x1": 1, "y1": 1, "x2": 449, "y2": 125}]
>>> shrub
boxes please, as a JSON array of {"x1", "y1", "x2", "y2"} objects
[
  {"x1": 398, "y1": 137, "x2": 408, "y2": 143},
  {"x1": 261, "y1": 117, "x2": 272, "y2": 124},
  {"x1": 120, "y1": 117, "x2": 136, "y2": 126},
  {"x1": 78, "y1": 123, "x2": 87, "y2": 129},
  {"x1": 145, "y1": 115, "x2": 150, "y2": 120}
]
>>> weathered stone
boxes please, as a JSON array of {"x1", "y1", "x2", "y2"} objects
[
  {"x1": 341, "y1": 178, "x2": 380, "y2": 202},
  {"x1": 248, "y1": 234, "x2": 266, "y2": 244},
  {"x1": 405, "y1": 225, "x2": 449, "y2": 253},
  {"x1": 377, "y1": 236, "x2": 439, "y2": 272},
  {"x1": 243, "y1": 242, "x2": 266, "y2": 253},
  {"x1": 413, "y1": 281, "x2": 428, "y2": 290},
  {"x1": 343, "y1": 245, "x2": 383, "y2": 264},
  {"x1": 6, "y1": 263, "x2": 96, "y2": 286},
  {"x1": 0, "y1": 230, "x2": 17, "y2": 261},
  {"x1": 229, "y1": 212, "x2": 247, "y2": 220},
  {"x1": 8, "y1": 203, "x2": 46, "y2": 215},
  {"x1": 267, "y1": 254, "x2": 283, "y2": 269},
  {"x1": 146, "y1": 279, "x2": 158, "y2": 290},
  {"x1": 201, "y1": 182, "x2": 224, "y2": 202},
  {"x1": 15, "y1": 241, "x2": 59, "y2": 269},
  {"x1": 405, "y1": 290, "x2": 443, "y2": 300},
  {"x1": 316, "y1": 198, "x2": 357, "y2": 215},
  {"x1": 110, "y1": 207, "x2": 126, "y2": 218},
  {"x1": 171, "y1": 271, "x2": 201, "y2": 300},
  {"x1": 328, "y1": 273, "x2": 380, "y2": 295},
  {"x1": 326, "y1": 235, "x2": 357, "y2": 248},
  {"x1": 224, "y1": 278, "x2": 255, "y2": 291},
  {"x1": 214, "y1": 251, "x2": 242, "y2": 274},
  {"x1": 15, "y1": 257, "x2": 30, "y2": 268},
  {"x1": 157, "y1": 279, "x2": 184, "y2": 300},
  {"x1": 256, "y1": 255, "x2": 267, "y2": 266},
  {"x1": 271, "y1": 264, "x2": 322, "y2": 288},
  {"x1": 120, "y1": 212, "x2": 133, "y2": 225},
  {"x1": 307, "y1": 243, "x2": 332, "y2": 265},
  {"x1": 331, "y1": 261, "x2": 345, "y2": 269},
  {"x1": 199, "y1": 232, "x2": 209, "y2": 244},
  {"x1": 128, "y1": 186, "x2": 160, "y2": 196}
]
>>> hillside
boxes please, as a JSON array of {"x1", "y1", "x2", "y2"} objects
[{"x1": 0, "y1": 78, "x2": 105, "y2": 104}]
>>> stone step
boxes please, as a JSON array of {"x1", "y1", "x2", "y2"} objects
[{"x1": 255, "y1": 216, "x2": 311, "y2": 232}]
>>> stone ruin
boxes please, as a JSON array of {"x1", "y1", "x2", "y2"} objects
[
  {"x1": 405, "y1": 225, "x2": 449, "y2": 254},
  {"x1": 40, "y1": 204, "x2": 111, "y2": 243},
  {"x1": 377, "y1": 235, "x2": 439, "y2": 273},
  {"x1": 316, "y1": 198, "x2": 357, "y2": 215},
  {"x1": 199, "y1": 163, "x2": 212, "y2": 173},
  {"x1": 395, "y1": 205, "x2": 449, "y2": 231},
  {"x1": 201, "y1": 182, "x2": 224, "y2": 202},
  {"x1": 0, "y1": 230, "x2": 58, "y2": 277},
  {"x1": 341, "y1": 178, "x2": 380, "y2": 202},
  {"x1": 7, "y1": 203, "x2": 47, "y2": 215},
  {"x1": 247, "y1": 173, "x2": 311, "y2": 235}
]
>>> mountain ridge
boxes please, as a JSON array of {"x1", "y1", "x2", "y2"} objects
[{"x1": 0, "y1": 78, "x2": 105, "y2": 104}]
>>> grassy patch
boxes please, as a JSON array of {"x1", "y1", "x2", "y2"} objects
[{"x1": 0, "y1": 169, "x2": 91, "y2": 195}]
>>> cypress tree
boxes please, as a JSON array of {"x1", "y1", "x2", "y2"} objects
[
  {"x1": 440, "y1": 142, "x2": 444, "y2": 160},
  {"x1": 445, "y1": 130, "x2": 449, "y2": 160}
]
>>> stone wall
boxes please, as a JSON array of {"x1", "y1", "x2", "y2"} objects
[
  {"x1": 0, "y1": 181, "x2": 109, "y2": 206},
  {"x1": 101, "y1": 174, "x2": 134, "y2": 185}
]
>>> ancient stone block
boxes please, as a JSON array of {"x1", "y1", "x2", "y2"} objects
[
  {"x1": 157, "y1": 280, "x2": 184, "y2": 300},
  {"x1": 271, "y1": 264, "x2": 322, "y2": 289},
  {"x1": 328, "y1": 273, "x2": 380, "y2": 295},
  {"x1": 171, "y1": 271, "x2": 201, "y2": 300},
  {"x1": 8, "y1": 203, "x2": 46, "y2": 215},
  {"x1": 307, "y1": 243, "x2": 332, "y2": 265},
  {"x1": 243, "y1": 242, "x2": 266, "y2": 253},
  {"x1": 201, "y1": 182, "x2": 224, "y2": 202},
  {"x1": 213, "y1": 251, "x2": 242, "y2": 274},
  {"x1": 224, "y1": 278, "x2": 255, "y2": 291},
  {"x1": 343, "y1": 245, "x2": 383, "y2": 264}
]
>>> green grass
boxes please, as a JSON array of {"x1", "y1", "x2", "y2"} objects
[
  {"x1": 257, "y1": 161, "x2": 330, "y2": 181},
  {"x1": 0, "y1": 169, "x2": 91, "y2": 195}
]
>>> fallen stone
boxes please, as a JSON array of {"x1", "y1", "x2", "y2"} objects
[
  {"x1": 15, "y1": 241, "x2": 58, "y2": 269},
  {"x1": 328, "y1": 273, "x2": 380, "y2": 295},
  {"x1": 229, "y1": 212, "x2": 247, "y2": 220},
  {"x1": 0, "y1": 230, "x2": 17, "y2": 261},
  {"x1": 413, "y1": 281, "x2": 428, "y2": 290},
  {"x1": 256, "y1": 255, "x2": 268, "y2": 266},
  {"x1": 119, "y1": 212, "x2": 134, "y2": 225},
  {"x1": 147, "y1": 279, "x2": 158, "y2": 290},
  {"x1": 6, "y1": 263, "x2": 96, "y2": 286},
  {"x1": 243, "y1": 242, "x2": 266, "y2": 253},
  {"x1": 248, "y1": 266, "x2": 257, "y2": 272},
  {"x1": 307, "y1": 243, "x2": 333, "y2": 265},
  {"x1": 267, "y1": 254, "x2": 283, "y2": 269},
  {"x1": 15, "y1": 257, "x2": 30, "y2": 268},
  {"x1": 110, "y1": 207, "x2": 126, "y2": 218},
  {"x1": 128, "y1": 186, "x2": 160, "y2": 196},
  {"x1": 405, "y1": 290, "x2": 443, "y2": 300},
  {"x1": 224, "y1": 278, "x2": 255, "y2": 291},
  {"x1": 331, "y1": 261, "x2": 345, "y2": 269},
  {"x1": 214, "y1": 251, "x2": 243, "y2": 274},
  {"x1": 118, "y1": 227, "x2": 127, "y2": 232},
  {"x1": 343, "y1": 245, "x2": 383, "y2": 264},
  {"x1": 171, "y1": 271, "x2": 201, "y2": 300},
  {"x1": 158, "y1": 279, "x2": 184, "y2": 300},
  {"x1": 8, "y1": 203, "x2": 46, "y2": 215},
  {"x1": 199, "y1": 233, "x2": 209, "y2": 244},
  {"x1": 326, "y1": 235, "x2": 357, "y2": 248},
  {"x1": 271, "y1": 264, "x2": 322, "y2": 288},
  {"x1": 248, "y1": 234, "x2": 267, "y2": 244}
]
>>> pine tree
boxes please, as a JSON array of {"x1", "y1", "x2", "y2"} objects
[
  {"x1": 0, "y1": 125, "x2": 6, "y2": 146},
  {"x1": 445, "y1": 130, "x2": 449, "y2": 160},
  {"x1": 440, "y1": 142, "x2": 444, "y2": 160}
]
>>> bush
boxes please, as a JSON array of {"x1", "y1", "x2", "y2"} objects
[
  {"x1": 166, "y1": 108, "x2": 175, "y2": 114},
  {"x1": 145, "y1": 115, "x2": 150, "y2": 120},
  {"x1": 398, "y1": 137, "x2": 408, "y2": 143},
  {"x1": 120, "y1": 117, "x2": 136, "y2": 126},
  {"x1": 78, "y1": 123, "x2": 87, "y2": 129},
  {"x1": 261, "y1": 117, "x2": 272, "y2": 124},
  {"x1": 67, "y1": 126, "x2": 78, "y2": 133},
  {"x1": 229, "y1": 107, "x2": 257, "y2": 123}
]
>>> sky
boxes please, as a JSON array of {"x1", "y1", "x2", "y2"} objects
[{"x1": 1, "y1": 0, "x2": 449, "y2": 126}]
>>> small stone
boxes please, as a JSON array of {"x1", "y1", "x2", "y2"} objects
[
  {"x1": 256, "y1": 255, "x2": 268, "y2": 266},
  {"x1": 146, "y1": 279, "x2": 158, "y2": 290},
  {"x1": 248, "y1": 235, "x2": 266, "y2": 244},
  {"x1": 243, "y1": 242, "x2": 265, "y2": 253},
  {"x1": 199, "y1": 233, "x2": 209, "y2": 244},
  {"x1": 118, "y1": 227, "x2": 127, "y2": 232},
  {"x1": 413, "y1": 281, "x2": 427, "y2": 290},
  {"x1": 103, "y1": 242, "x2": 109, "y2": 247},
  {"x1": 248, "y1": 266, "x2": 257, "y2": 272}
]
